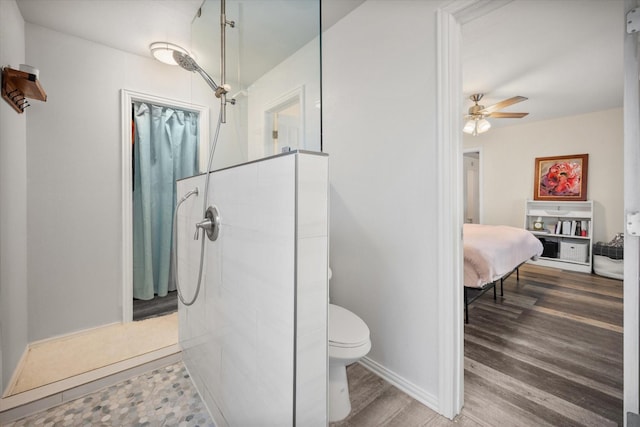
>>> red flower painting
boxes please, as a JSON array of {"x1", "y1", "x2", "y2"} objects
[
  {"x1": 539, "y1": 161, "x2": 581, "y2": 196},
  {"x1": 534, "y1": 154, "x2": 588, "y2": 201}
]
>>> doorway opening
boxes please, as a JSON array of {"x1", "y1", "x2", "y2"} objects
[
  {"x1": 462, "y1": 149, "x2": 481, "y2": 224},
  {"x1": 437, "y1": 0, "x2": 625, "y2": 423},
  {"x1": 264, "y1": 86, "x2": 304, "y2": 155},
  {"x1": 121, "y1": 90, "x2": 210, "y2": 323},
  {"x1": 130, "y1": 101, "x2": 199, "y2": 321}
]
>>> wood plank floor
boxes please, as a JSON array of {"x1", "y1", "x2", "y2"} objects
[{"x1": 331, "y1": 264, "x2": 623, "y2": 426}]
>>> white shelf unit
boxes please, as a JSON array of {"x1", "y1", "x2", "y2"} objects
[{"x1": 524, "y1": 200, "x2": 593, "y2": 273}]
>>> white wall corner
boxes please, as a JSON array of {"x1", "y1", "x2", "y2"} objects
[{"x1": 359, "y1": 357, "x2": 439, "y2": 412}]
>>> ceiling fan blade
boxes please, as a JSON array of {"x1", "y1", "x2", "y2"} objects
[
  {"x1": 487, "y1": 112, "x2": 529, "y2": 118},
  {"x1": 478, "y1": 96, "x2": 528, "y2": 114}
]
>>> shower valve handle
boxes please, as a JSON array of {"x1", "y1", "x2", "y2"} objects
[
  {"x1": 194, "y1": 218, "x2": 213, "y2": 240},
  {"x1": 193, "y1": 206, "x2": 220, "y2": 242}
]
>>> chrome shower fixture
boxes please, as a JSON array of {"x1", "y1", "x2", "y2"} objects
[
  {"x1": 149, "y1": 1, "x2": 235, "y2": 123},
  {"x1": 169, "y1": 0, "x2": 234, "y2": 308},
  {"x1": 172, "y1": 51, "x2": 228, "y2": 99}
]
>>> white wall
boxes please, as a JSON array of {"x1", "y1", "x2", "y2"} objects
[
  {"x1": 323, "y1": 0, "x2": 443, "y2": 406},
  {"x1": 463, "y1": 108, "x2": 624, "y2": 243},
  {"x1": 0, "y1": 0, "x2": 29, "y2": 392},
  {"x1": 24, "y1": 23, "x2": 219, "y2": 341}
]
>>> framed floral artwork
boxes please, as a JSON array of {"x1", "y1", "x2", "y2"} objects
[{"x1": 533, "y1": 154, "x2": 588, "y2": 201}]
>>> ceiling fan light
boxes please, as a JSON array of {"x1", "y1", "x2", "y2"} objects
[
  {"x1": 463, "y1": 120, "x2": 476, "y2": 134},
  {"x1": 476, "y1": 118, "x2": 491, "y2": 134}
]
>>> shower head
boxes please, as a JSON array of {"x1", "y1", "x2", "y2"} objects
[
  {"x1": 172, "y1": 51, "x2": 220, "y2": 92},
  {"x1": 172, "y1": 51, "x2": 199, "y2": 72}
]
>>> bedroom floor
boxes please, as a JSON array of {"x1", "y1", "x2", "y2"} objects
[{"x1": 332, "y1": 263, "x2": 623, "y2": 426}]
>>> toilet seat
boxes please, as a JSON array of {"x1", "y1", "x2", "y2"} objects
[{"x1": 329, "y1": 304, "x2": 370, "y2": 348}]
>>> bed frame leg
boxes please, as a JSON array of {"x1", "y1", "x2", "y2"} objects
[
  {"x1": 517, "y1": 267, "x2": 520, "y2": 282},
  {"x1": 493, "y1": 282, "x2": 497, "y2": 300},
  {"x1": 500, "y1": 278, "x2": 504, "y2": 296},
  {"x1": 465, "y1": 287, "x2": 469, "y2": 324}
]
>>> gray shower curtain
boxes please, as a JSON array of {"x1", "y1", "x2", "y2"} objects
[{"x1": 133, "y1": 102, "x2": 199, "y2": 300}]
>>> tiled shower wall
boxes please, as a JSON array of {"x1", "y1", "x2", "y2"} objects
[{"x1": 176, "y1": 151, "x2": 328, "y2": 426}]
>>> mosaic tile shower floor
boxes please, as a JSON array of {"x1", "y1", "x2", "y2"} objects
[{"x1": 5, "y1": 362, "x2": 214, "y2": 427}]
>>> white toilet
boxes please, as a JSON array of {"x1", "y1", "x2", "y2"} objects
[{"x1": 328, "y1": 270, "x2": 371, "y2": 422}]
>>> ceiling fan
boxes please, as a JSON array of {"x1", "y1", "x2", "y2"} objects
[{"x1": 463, "y1": 93, "x2": 529, "y2": 136}]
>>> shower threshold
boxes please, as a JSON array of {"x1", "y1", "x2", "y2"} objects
[{"x1": 0, "y1": 315, "x2": 180, "y2": 422}]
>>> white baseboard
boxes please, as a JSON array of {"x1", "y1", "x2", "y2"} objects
[
  {"x1": 28, "y1": 321, "x2": 121, "y2": 349},
  {"x1": 358, "y1": 356, "x2": 439, "y2": 413}
]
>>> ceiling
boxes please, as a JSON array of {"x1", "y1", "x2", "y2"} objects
[
  {"x1": 16, "y1": 0, "x2": 363, "y2": 89},
  {"x1": 462, "y1": 0, "x2": 624, "y2": 128},
  {"x1": 16, "y1": 0, "x2": 203, "y2": 60},
  {"x1": 16, "y1": 0, "x2": 623, "y2": 126}
]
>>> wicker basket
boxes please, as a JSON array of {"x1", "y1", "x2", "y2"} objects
[{"x1": 560, "y1": 240, "x2": 589, "y2": 263}]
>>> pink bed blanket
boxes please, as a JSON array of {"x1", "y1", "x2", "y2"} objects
[{"x1": 464, "y1": 224, "x2": 543, "y2": 288}]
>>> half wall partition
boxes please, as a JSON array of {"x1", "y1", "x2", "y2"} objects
[
  {"x1": 176, "y1": 1, "x2": 325, "y2": 423},
  {"x1": 176, "y1": 151, "x2": 328, "y2": 425}
]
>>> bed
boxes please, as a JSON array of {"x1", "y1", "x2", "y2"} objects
[{"x1": 463, "y1": 224, "x2": 543, "y2": 323}]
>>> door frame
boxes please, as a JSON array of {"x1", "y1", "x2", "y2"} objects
[
  {"x1": 439, "y1": 0, "x2": 636, "y2": 420},
  {"x1": 436, "y1": 0, "x2": 521, "y2": 418},
  {"x1": 623, "y1": 0, "x2": 640, "y2": 421},
  {"x1": 263, "y1": 85, "x2": 305, "y2": 155},
  {"x1": 120, "y1": 89, "x2": 210, "y2": 322}
]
